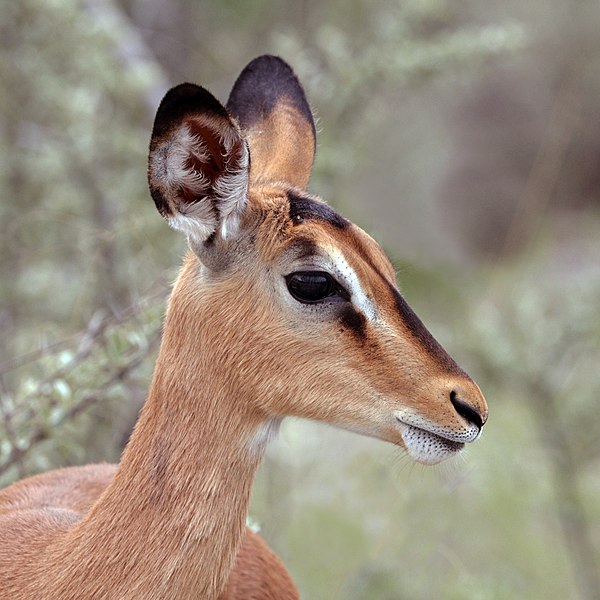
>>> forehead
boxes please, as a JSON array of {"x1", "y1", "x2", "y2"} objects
[{"x1": 252, "y1": 187, "x2": 396, "y2": 282}]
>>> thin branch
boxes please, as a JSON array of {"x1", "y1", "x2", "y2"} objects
[
  {"x1": 0, "y1": 375, "x2": 24, "y2": 479},
  {"x1": 0, "y1": 286, "x2": 167, "y2": 375},
  {"x1": 0, "y1": 328, "x2": 161, "y2": 479}
]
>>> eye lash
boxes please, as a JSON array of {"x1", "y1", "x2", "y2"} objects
[{"x1": 334, "y1": 280, "x2": 351, "y2": 302}]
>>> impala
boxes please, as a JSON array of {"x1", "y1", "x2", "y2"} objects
[{"x1": 0, "y1": 55, "x2": 487, "y2": 599}]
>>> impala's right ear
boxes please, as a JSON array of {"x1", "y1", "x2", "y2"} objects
[
  {"x1": 148, "y1": 83, "x2": 249, "y2": 243},
  {"x1": 226, "y1": 55, "x2": 315, "y2": 190}
]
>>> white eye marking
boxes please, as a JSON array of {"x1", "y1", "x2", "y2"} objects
[
  {"x1": 327, "y1": 249, "x2": 377, "y2": 323},
  {"x1": 289, "y1": 245, "x2": 377, "y2": 321}
]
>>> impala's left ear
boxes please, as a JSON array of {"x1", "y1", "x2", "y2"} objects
[{"x1": 148, "y1": 83, "x2": 249, "y2": 243}]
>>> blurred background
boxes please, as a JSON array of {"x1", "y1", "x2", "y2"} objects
[{"x1": 1, "y1": 1, "x2": 599, "y2": 598}]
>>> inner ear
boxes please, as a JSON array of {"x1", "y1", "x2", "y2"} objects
[
  {"x1": 148, "y1": 84, "x2": 249, "y2": 243},
  {"x1": 178, "y1": 117, "x2": 245, "y2": 205},
  {"x1": 184, "y1": 122, "x2": 225, "y2": 191},
  {"x1": 227, "y1": 55, "x2": 316, "y2": 190}
]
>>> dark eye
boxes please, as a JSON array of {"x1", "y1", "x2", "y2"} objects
[{"x1": 285, "y1": 271, "x2": 345, "y2": 304}]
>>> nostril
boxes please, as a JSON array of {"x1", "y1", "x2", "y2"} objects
[{"x1": 450, "y1": 390, "x2": 484, "y2": 430}]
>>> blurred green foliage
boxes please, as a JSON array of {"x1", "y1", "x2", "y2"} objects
[
  {"x1": 1, "y1": 0, "x2": 599, "y2": 598},
  {"x1": 0, "y1": 300, "x2": 162, "y2": 483}
]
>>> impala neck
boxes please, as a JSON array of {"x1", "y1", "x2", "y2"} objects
[{"x1": 52, "y1": 277, "x2": 271, "y2": 599}]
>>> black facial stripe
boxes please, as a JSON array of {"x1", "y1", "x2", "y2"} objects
[
  {"x1": 340, "y1": 284, "x2": 463, "y2": 371},
  {"x1": 343, "y1": 243, "x2": 464, "y2": 374},
  {"x1": 284, "y1": 210, "x2": 455, "y2": 359},
  {"x1": 387, "y1": 283, "x2": 465, "y2": 376},
  {"x1": 287, "y1": 192, "x2": 349, "y2": 229},
  {"x1": 339, "y1": 305, "x2": 367, "y2": 339}
]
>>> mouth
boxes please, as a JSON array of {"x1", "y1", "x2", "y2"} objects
[
  {"x1": 399, "y1": 423, "x2": 465, "y2": 464},
  {"x1": 394, "y1": 411, "x2": 476, "y2": 465}
]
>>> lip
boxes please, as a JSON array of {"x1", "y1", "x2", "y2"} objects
[
  {"x1": 394, "y1": 409, "x2": 478, "y2": 465},
  {"x1": 394, "y1": 409, "x2": 481, "y2": 444},
  {"x1": 399, "y1": 423, "x2": 465, "y2": 451}
]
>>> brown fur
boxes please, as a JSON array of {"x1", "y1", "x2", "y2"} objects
[
  {"x1": 0, "y1": 465, "x2": 296, "y2": 599},
  {"x1": 0, "y1": 56, "x2": 486, "y2": 599}
]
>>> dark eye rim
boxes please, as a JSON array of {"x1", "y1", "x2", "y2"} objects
[{"x1": 285, "y1": 271, "x2": 350, "y2": 304}]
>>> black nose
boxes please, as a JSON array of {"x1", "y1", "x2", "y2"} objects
[{"x1": 450, "y1": 390, "x2": 484, "y2": 430}]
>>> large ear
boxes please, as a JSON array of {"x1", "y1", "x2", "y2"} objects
[
  {"x1": 226, "y1": 55, "x2": 316, "y2": 190},
  {"x1": 148, "y1": 83, "x2": 249, "y2": 243}
]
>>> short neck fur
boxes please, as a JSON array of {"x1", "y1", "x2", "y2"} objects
[{"x1": 41, "y1": 258, "x2": 268, "y2": 600}]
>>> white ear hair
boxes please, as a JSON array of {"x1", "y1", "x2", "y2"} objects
[
  {"x1": 210, "y1": 126, "x2": 249, "y2": 240},
  {"x1": 149, "y1": 113, "x2": 249, "y2": 244}
]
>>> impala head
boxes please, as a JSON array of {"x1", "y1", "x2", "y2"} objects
[{"x1": 147, "y1": 55, "x2": 487, "y2": 465}]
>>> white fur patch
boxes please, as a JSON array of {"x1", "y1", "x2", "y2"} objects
[
  {"x1": 328, "y1": 248, "x2": 378, "y2": 323},
  {"x1": 247, "y1": 417, "x2": 282, "y2": 456},
  {"x1": 398, "y1": 423, "x2": 464, "y2": 465},
  {"x1": 166, "y1": 212, "x2": 216, "y2": 241}
]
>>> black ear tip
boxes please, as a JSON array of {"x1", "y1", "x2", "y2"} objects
[
  {"x1": 161, "y1": 82, "x2": 203, "y2": 103},
  {"x1": 153, "y1": 83, "x2": 229, "y2": 138},
  {"x1": 244, "y1": 54, "x2": 294, "y2": 72},
  {"x1": 227, "y1": 55, "x2": 314, "y2": 138},
  {"x1": 234, "y1": 55, "x2": 301, "y2": 91},
  {"x1": 157, "y1": 83, "x2": 206, "y2": 114}
]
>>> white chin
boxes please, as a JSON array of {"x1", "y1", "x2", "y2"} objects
[{"x1": 401, "y1": 425, "x2": 465, "y2": 465}]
